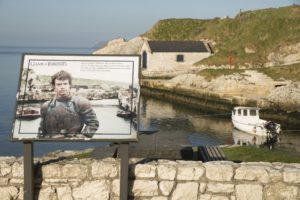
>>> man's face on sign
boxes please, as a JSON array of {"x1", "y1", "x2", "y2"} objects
[{"x1": 54, "y1": 79, "x2": 71, "y2": 98}]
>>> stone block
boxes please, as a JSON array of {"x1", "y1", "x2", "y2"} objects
[
  {"x1": 56, "y1": 186, "x2": 73, "y2": 200},
  {"x1": 268, "y1": 168, "x2": 282, "y2": 182},
  {"x1": 112, "y1": 179, "x2": 120, "y2": 196},
  {"x1": 234, "y1": 166, "x2": 269, "y2": 183},
  {"x1": 0, "y1": 163, "x2": 11, "y2": 176},
  {"x1": 207, "y1": 183, "x2": 234, "y2": 193},
  {"x1": 171, "y1": 182, "x2": 198, "y2": 200},
  {"x1": 38, "y1": 187, "x2": 58, "y2": 200},
  {"x1": 158, "y1": 159, "x2": 177, "y2": 165},
  {"x1": 0, "y1": 186, "x2": 18, "y2": 200},
  {"x1": 130, "y1": 180, "x2": 158, "y2": 197},
  {"x1": 42, "y1": 164, "x2": 62, "y2": 178},
  {"x1": 12, "y1": 162, "x2": 23, "y2": 178},
  {"x1": 204, "y1": 162, "x2": 234, "y2": 181},
  {"x1": 151, "y1": 197, "x2": 168, "y2": 200},
  {"x1": 199, "y1": 194, "x2": 229, "y2": 200},
  {"x1": 177, "y1": 165, "x2": 204, "y2": 181},
  {"x1": 157, "y1": 164, "x2": 176, "y2": 180},
  {"x1": 9, "y1": 178, "x2": 23, "y2": 184},
  {"x1": 159, "y1": 181, "x2": 174, "y2": 196},
  {"x1": 0, "y1": 156, "x2": 16, "y2": 162},
  {"x1": 18, "y1": 187, "x2": 24, "y2": 200},
  {"x1": 0, "y1": 178, "x2": 9, "y2": 185},
  {"x1": 199, "y1": 194, "x2": 212, "y2": 200},
  {"x1": 72, "y1": 180, "x2": 110, "y2": 200},
  {"x1": 44, "y1": 178, "x2": 68, "y2": 183},
  {"x1": 91, "y1": 161, "x2": 118, "y2": 178},
  {"x1": 264, "y1": 182, "x2": 298, "y2": 200},
  {"x1": 67, "y1": 179, "x2": 82, "y2": 187},
  {"x1": 236, "y1": 184, "x2": 263, "y2": 200},
  {"x1": 199, "y1": 183, "x2": 207, "y2": 193},
  {"x1": 283, "y1": 167, "x2": 300, "y2": 183},
  {"x1": 62, "y1": 164, "x2": 88, "y2": 179},
  {"x1": 134, "y1": 164, "x2": 156, "y2": 178},
  {"x1": 176, "y1": 160, "x2": 202, "y2": 165}
]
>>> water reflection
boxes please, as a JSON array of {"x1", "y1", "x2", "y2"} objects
[
  {"x1": 232, "y1": 128, "x2": 278, "y2": 149},
  {"x1": 136, "y1": 96, "x2": 300, "y2": 157},
  {"x1": 136, "y1": 97, "x2": 234, "y2": 150}
]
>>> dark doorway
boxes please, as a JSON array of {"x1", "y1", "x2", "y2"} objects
[{"x1": 142, "y1": 51, "x2": 147, "y2": 69}]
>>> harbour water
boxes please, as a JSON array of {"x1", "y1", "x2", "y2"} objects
[{"x1": 0, "y1": 46, "x2": 299, "y2": 158}]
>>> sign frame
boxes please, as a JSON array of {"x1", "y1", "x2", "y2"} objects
[{"x1": 11, "y1": 54, "x2": 141, "y2": 142}]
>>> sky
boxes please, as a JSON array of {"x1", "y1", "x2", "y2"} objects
[{"x1": 0, "y1": 0, "x2": 297, "y2": 48}]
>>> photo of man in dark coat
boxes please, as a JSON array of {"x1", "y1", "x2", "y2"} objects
[{"x1": 38, "y1": 70, "x2": 99, "y2": 139}]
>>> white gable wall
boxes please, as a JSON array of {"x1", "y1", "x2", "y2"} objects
[{"x1": 140, "y1": 41, "x2": 211, "y2": 72}]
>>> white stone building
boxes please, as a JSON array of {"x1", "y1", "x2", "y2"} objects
[{"x1": 139, "y1": 40, "x2": 213, "y2": 72}]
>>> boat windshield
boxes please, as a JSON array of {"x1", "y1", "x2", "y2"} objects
[
  {"x1": 249, "y1": 109, "x2": 257, "y2": 116},
  {"x1": 233, "y1": 108, "x2": 258, "y2": 117}
]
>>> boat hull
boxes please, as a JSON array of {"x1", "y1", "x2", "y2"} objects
[
  {"x1": 232, "y1": 119, "x2": 280, "y2": 136},
  {"x1": 231, "y1": 107, "x2": 281, "y2": 136},
  {"x1": 232, "y1": 119, "x2": 268, "y2": 136},
  {"x1": 232, "y1": 128, "x2": 268, "y2": 146}
]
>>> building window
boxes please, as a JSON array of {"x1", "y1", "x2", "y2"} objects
[{"x1": 176, "y1": 55, "x2": 184, "y2": 62}]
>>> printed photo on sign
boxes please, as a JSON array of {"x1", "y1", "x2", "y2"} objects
[{"x1": 12, "y1": 54, "x2": 140, "y2": 141}]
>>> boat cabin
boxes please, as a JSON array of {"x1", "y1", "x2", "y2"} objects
[
  {"x1": 232, "y1": 107, "x2": 260, "y2": 123},
  {"x1": 232, "y1": 107, "x2": 259, "y2": 117}
]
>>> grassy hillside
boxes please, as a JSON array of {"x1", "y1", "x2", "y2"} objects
[
  {"x1": 198, "y1": 63, "x2": 300, "y2": 81},
  {"x1": 142, "y1": 5, "x2": 300, "y2": 67}
]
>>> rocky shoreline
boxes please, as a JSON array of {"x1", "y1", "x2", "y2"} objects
[
  {"x1": 93, "y1": 37, "x2": 300, "y2": 128},
  {"x1": 140, "y1": 78, "x2": 300, "y2": 129}
]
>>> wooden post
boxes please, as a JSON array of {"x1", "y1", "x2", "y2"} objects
[
  {"x1": 23, "y1": 141, "x2": 34, "y2": 200},
  {"x1": 119, "y1": 143, "x2": 129, "y2": 200}
]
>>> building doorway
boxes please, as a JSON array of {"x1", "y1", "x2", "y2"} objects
[{"x1": 142, "y1": 51, "x2": 147, "y2": 69}]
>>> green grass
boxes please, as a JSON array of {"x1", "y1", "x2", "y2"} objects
[
  {"x1": 143, "y1": 5, "x2": 300, "y2": 67},
  {"x1": 222, "y1": 146, "x2": 300, "y2": 163},
  {"x1": 197, "y1": 68, "x2": 245, "y2": 81},
  {"x1": 257, "y1": 63, "x2": 300, "y2": 81},
  {"x1": 194, "y1": 63, "x2": 300, "y2": 81}
]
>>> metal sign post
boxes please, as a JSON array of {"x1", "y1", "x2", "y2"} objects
[
  {"x1": 119, "y1": 143, "x2": 129, "y2": 200},
  {"x1": 23, "y1": 141, "x2": 34, "y2": 200}
]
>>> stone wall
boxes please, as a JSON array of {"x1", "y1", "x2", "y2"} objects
[{"x1": 0, "y1": 157, "x2": 299, "y2": 200}]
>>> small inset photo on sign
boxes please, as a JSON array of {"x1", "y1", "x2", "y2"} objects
[{"x1": 12, "y1": 54, "x2": 140, "y2": 141}]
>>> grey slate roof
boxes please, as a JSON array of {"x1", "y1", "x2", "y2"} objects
[{"x1": 147, "y1": 41, "x2": 209, "y2": 53}]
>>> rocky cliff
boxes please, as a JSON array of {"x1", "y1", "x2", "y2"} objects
[
  {"x1": 93, "y1": 37, "x2": 144, "y2": 55},
  {"x1": 94, "y1": 37, "x2": 300, "y2": 116},
  {"x1": 93, "y1": 5, "x2": 300, "y2": 116}
]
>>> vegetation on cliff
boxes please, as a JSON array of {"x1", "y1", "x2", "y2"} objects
[
  {"x1": 142, "y1": 5, "x2": 300, "y2": 67},
  {"x1": 198, "y1": 62, "x2": 300, "y2": 81}
]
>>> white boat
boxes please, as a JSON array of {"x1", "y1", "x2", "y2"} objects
[
  {"x1": 16, "y1": 106, "x2": 40, "y2": 120},
  {"x1": 231, "y1": 107, "x2": 281, "y2": 136}
]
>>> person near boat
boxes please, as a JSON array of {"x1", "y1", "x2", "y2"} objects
[{"x1": 38, "y1": 70, "x2": 99, "y2": 139}]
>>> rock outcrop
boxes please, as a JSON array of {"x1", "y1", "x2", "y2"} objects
[
  {"x1": 266, "y1": 42, "x2": 300, "y2": 66},
  {"x1": 164, "y1": 70, "x2": 300, "y2": 112},
  {"x1": 93, "y1": 37, "x2": 300, "y2": 113},
  {"x1": 93, "y1": 37, "x2": 144, "y2": 55}
]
